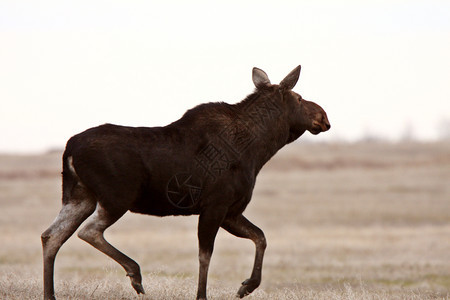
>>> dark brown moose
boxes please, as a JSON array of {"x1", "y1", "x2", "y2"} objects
[{"x1": 41, "y1": 65, "x2": 330, "y2": 300}]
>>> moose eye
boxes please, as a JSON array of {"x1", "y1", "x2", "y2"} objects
[{"x1": 298, "y1": 95, "x2": 303, "y2": 102}]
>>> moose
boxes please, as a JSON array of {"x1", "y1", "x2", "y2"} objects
[{"x1": 41, "y1": 65, "x2": 330, "y2": 300}]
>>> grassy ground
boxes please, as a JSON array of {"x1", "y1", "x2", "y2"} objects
[{"x1": 0, "y1": 142, "x2": 449, "y2": 299}]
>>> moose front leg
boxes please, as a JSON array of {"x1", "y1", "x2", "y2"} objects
[
  {"x1": 196, "y1": 207, "x2": 228, "y2": 300},
  {"x1": 222, "y1": 214, "x2": 267, "y2": 298}
]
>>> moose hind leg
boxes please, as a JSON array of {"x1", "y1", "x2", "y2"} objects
[
  {"x1": 41, "y1": 200, "x2": 96, "y2": 300},
  {"x1": 222, "y1": 214, "x2": 267, "y2": 298},
  {"x1": 77, "y1": 204, "x2": 145, "y2": 295}
]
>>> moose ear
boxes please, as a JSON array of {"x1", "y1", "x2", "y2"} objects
[
  {"x1": 280, "y1": 65, "x2": 301, "y2": 90},
  {"x1": 252, "y1": 67, "x2": 271, "y2": 88}
]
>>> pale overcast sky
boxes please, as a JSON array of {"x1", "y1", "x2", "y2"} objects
[{"x1": 1, "y1": 0, "x2": 450, "y2": 153}]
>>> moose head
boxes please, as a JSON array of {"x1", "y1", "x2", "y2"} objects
[{"x1": 252, "y1": 65, "x2": 330, "y2": 142}]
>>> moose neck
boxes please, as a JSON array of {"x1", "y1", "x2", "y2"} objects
[{"x1": 232, "y1": 90, "x2": 291, "y2": 172}]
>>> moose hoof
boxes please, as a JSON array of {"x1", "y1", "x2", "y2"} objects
[
  {"x1": 43, "y1": 293, "x2": 56, "y2": 300},
  {"x1": 127, "y1": 273, "x2": 145, "y2": 294},
  {"x1": 237, "y1": 278, "x2": 259, "y2": 298},
  {"x1": 131, "y1": 281, "x2": 145, "y2": 295}
]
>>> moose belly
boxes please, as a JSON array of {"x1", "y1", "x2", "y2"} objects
[{"x1": 129, "y1": 179, "x2": 202, "y2": 217}]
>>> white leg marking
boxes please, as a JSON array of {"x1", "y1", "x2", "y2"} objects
[
  {"x1": 67, "y1": 156, "x2": 85, "y2": 187},
  {"x1": 67, "y1": 156, "x2": 77, "y2": 176}
]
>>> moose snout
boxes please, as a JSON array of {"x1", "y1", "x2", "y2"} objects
[
  {"x1": 312, "y1": 118, "x2": 330, "y2": 132},
  {"x1": 321, "y1": 113, "x2": 330, "y2": 131}
]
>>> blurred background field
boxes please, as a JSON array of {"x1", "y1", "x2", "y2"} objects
[{"x1": 0, "y1": 141, "x2": 449, "y2": 299}]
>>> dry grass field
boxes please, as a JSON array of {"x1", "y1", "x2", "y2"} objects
[{"x1": 0, "y1": 142, "x2": 449, "y2": 299}]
